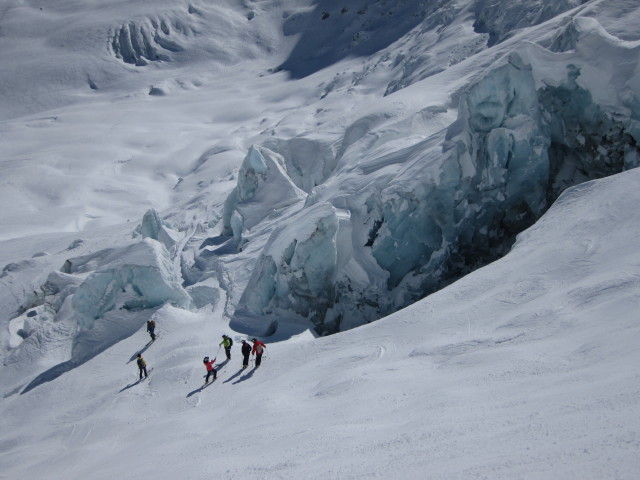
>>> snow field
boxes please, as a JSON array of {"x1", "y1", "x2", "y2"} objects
[
  {"x1": 3, "y1": 170, "x2": 640, "y2": 478},
  {"x1": 2, "y1": 0, "x2": 640, "y2": 478}
]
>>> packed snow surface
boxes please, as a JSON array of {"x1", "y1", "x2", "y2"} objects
[{"x1": 1, "y1": 0, "x2": 640, "y2": 478}]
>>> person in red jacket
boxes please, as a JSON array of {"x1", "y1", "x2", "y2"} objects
[
  {"x1": 203, "y1": 356, "x2": 217, "y2": 383},
  {"x1": 251, "y1": 338, "x2": 267, "y2": 368}
]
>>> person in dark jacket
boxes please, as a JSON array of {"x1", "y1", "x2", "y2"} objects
[
  {"x1": 136, "y1": 354, "x2": 148, "y2": 379},
  {"x1": 241, "y1": 340, "x2": 252, "y2": 369},
  {"x1": 146, "y1": 319, "x2": 156, "y2": 341}
]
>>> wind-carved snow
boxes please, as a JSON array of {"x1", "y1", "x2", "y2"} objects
[
  {"x1": 106, "y1": 3, "x2": 277, "y2": 70},
  {"x1": 221, "y1": 145, "x2": 307, "y2": 250},
  {"x1": 108, "y1": 6, "x2": 216, "y2": 67},
  {"x1": 230, "y1": 17, "x2": 640, "y2": 336}
]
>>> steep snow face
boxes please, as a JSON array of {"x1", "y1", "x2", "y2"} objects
[
  {"x1": 278, "y1": 0, "x2": 585, "y2": 88},
  {"x1": 2, "y1": 0, "x2": 640, "y2": 375},
  {"x1": 5, "y1": 163, "x2": 640, "y2": 480},
  {"x1": 278, "y1": 0, "x2": 438, "y2": 78},
  {"x1": 473, "y1": 0, "x2": 587, "y2": 46}
]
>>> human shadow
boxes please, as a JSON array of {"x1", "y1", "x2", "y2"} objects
[
  {"x1": 119, "y1": 377, "x2": 145, "y2": 393},
  {"x1": 185, "y1": 359, "x2": 229, "y2": 397},
  {"x1": 223, "y1": 369, "x2": 244, "y2": 384},
  {"x1": 119, "y1": 368, "x2": 153, "y2": 393},
  {"x1": 127, "y1": 339, "x2": 155, "y2": 363},
  {"x1": 186, "y1": 380, "x2": 215, "y2": 397},
  {"x1": 216, "y1": 359, "x2": 230, "y2": 369},
  {"x1": 232, "y1": 367, "x2": 256, "y2": 384}
]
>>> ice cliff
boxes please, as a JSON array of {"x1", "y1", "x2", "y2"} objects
[
  {"x1": 232, "y1": 203, "x2": 341, "y2": 335},
  {"x1": 223, "y1": 16, "x2": 640, "y2": 335},
  {"x1": 69, "y1": 239, "x2": 191, "y2": 329}
]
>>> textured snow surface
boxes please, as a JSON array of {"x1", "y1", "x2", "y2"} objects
[
  {"x1": 1, "y1": 0, "x2": 640, "y2": 478},
  {"x1": 2, "y1": 168, "x2": 640, "y2": 480}
]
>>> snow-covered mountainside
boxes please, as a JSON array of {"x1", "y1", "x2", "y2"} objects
[{"x1": 1, "y1": 0, "x2": 640, "y2": 478}]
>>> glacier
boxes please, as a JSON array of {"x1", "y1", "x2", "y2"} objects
[
  {"x1": 220, "y1": 15, "x2": 640, "y2": 335},
  {"x1": 2, "y1": 0, "x2": 639, "y2": 380},
  {"x1": 2, "y1": 0, "x2": 640, "y2": 477}
]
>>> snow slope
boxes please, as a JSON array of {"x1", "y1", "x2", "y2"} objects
[
  {"x1": 1, "y1": 0, "x2": 640, "y2": 478},
  {"x1": 3, "y1": 164, "x2": 640, "y2": 479}
]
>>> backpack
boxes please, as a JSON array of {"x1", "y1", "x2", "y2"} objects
[
  {"x1": 228, "y1": 337, "x2": 233, "y2": 347},
  {"x1": 149, "y1": 320, "x2": 156, "y2": 328}
]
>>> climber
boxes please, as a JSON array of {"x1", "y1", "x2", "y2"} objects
[
  {"x1": 220, "y1": 334, "x2": 233, "y2": 360},
  {"x1": 203, "y1": 356, "x2": 217, "y2": 383},
  {"x1": 146, "y1": 319, "x2": 156, "y2": 341},
  {"x1": 136, "y1": 354, "x2": 148, "y2": 380},
  {"x1": 251, "y1": 338, "x2": 267, "y2": 368}
]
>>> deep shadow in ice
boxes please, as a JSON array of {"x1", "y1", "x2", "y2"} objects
[
  {"x1": 230, "y1": 310, "x2": 316, "y2": 344},
  {"x1": 199, "y1": 235, "x2": 239, "y2": 257},
  {"x1": 199, "y1": 235, "x2": 233, "y2": 249}
]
